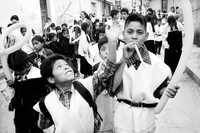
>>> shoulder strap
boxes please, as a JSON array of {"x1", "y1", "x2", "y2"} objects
[
  {"x1": 39, "y1": 96, "x2": 54, "y2": 124},
  {"x1": 73, "y1": 80, "x2": 103, "y2": 121}
]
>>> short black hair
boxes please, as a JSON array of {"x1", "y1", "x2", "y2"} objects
[
  {"x1": 81, "y1": 22, "x2": 89, "y2": 33},
  {"x1": 81, "y1": 11, "x2": 90, "y2": 20},
  {"x1": 110, "y1": 9, "x2": 119, "y2": 18},
  {"x1": 20, "y1": 27, "x2": 26, "y2": 33},
  {"x1": 121, "y1": 8, "x2": 129, "y2": 14},
  {"x1": 125, "y1": 13, "x2": 147, "y2": 30},
  {"x1": 47, "y1": 33, "x2": 56, "y2": 41},
  {"x1": 56, "y1": 26, "x2": 61, "y2": 31},
  {"x1": 61, "y1": 23, "x2": 68, "y2": 28},
  {"x1": 32, "y1": 35, "x2": 45, "y2": 44},
  {"x1": 98, "y1": 35, "x2": 108, "y2": 50},
  {"x1": 40, "y1": 54, "x2": 75, "y2": 80},
  {"x1": 50, "y1": 23, "x2": 56, "y2": 28},
  {"x1": 10, "y1": 15, "x2": 19, "y2": 21},
  {"x1": 7, "y1": 50, "x2": 29, "y2": 71}
]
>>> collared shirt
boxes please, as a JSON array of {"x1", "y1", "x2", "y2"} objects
[
  {"x1": 36, "y1": 59, "x2": 117, "y2": 133},
  {"x1": 56, "y1": 59, "x2": 117, "y2": 109},
  {"x1": 126, "y1": 45, "x2": 151, "y2": 69}
]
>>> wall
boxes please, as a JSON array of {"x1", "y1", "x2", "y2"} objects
[
  {"x1": 191, "y1": 0, "x2": 200, "y2": 46},
  {"x1": 0, "y1": 0, "x2": 42, "y2": 33},
  {"x1": 149, "y1": 0, "x2": 162, "y2": 11}
]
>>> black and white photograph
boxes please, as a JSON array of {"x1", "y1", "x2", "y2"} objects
[{"x1": 0, "y1": 0, "x2": 199, "y2": 133}]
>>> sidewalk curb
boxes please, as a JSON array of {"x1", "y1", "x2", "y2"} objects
[{"x1": 185, "y1": 66, "x2": 200, "y2": 86}]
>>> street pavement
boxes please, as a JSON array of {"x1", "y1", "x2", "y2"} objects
[{"x1": 156, "y1": 73, "x2": 200, "y2": 133}]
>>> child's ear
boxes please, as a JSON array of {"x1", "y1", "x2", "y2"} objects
[{"x1": 47, "y1": 77, "x2": 55, "y2": 84}]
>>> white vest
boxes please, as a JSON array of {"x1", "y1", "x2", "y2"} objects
[
  {"x1": 115, "y1": 50, "x2": 171, "y2": 132},
  {"x1": 39, "y1": 77, "x2": 95, "y2": 133}
]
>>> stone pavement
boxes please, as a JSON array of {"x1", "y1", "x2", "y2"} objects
[
  {"x1": 185, "y1": 45, "x2": 200, "y2": 86},
  {"x1": 155, "y1": 73, "x2": 200, "y2": 133}
]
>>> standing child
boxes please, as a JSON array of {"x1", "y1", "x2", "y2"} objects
[
  {"x1": 108, "y1": 13, "x2": 179, "y2": 133},
  {"x1": 32, "y1": 23, "x2": 121, "y2": 132},
  {"x1": 154, "y1": 19, "x2": 163, "y2": 55},
  {"x1": 7, "y1": 50, "x2": 46, "y2": 133}
]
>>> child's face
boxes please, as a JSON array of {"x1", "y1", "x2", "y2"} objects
[
  {"x1": 123, "y1": 21, "x2": 148, "y2": 48},
  {"x1": 52, "y1": 59, "x2": 74, "y2": 83},
  {"x1": 32, "y1": 40, "x2": 44, "y2": 52},
  {"x1": 99, "y1": 43, "x2": 108, "y2": 61},
  {"x1": 121, "y1": 12, "x2": 128, "y2": 20},
  {"x1": 62, "y1": 30, "x2": 70, "y2": 38}
]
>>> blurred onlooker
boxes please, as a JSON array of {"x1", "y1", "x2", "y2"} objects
[
  {"x1": 44, "y1": 17, "x2": 52, "y2": 30},
  {"x1": 55, "y1": 26, "x2": 62, "y2": 34},
  {"x1": 175, "y1": 6, "x2": 184, "y2": 24},
  {"x1": 89, "y1": 13, "x2": 96, "y2": 23},
  {"x1": 110, "y1": 9, "x2": 120, "y2": 24},
  {"x1": 61, "y1": 23, "x2": 68, "y2": 31},
  {"x1": 144, "y1": 13, "x2": 156, "y2": 54},
  {"x1": 168, "y1": 6, "x2": 176, "y2": 16},
  {"x1": 120, "y1": 8, "x2": 129, "y2": 29},
  {"x1": 163, "y1": 15, "x2": 184, "y2": 73},
  {"x1": 30, "y1": 35, "x2": 53, "y2": 68},
  {"x1": 80, "y1": 11, "x2": 94, "y2": 41},
  {"x1": 154, "y1": 19, "x2": 163, "y2": 55},
  {"x1": 10, "y1": 15, "x2": 19, "y2": 25},
  {"x1": 120, "y1": 8, "x2": 129, "y2": 21},
  {"x1": 20, "y1": 27, "x2": 27, "y2": 37},
  {"x1": 49, "y1": 23, "x2": 56, "y2": 33}
]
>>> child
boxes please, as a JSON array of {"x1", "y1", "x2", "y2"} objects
[
  {"x1": 93, "y1": 35, "x2": 108, "y2": 72},
  {"x1": 94, "y1": 35, "x2": 116, "y2": 133},
  {"x1": 32, "y1": 24, "x2": 120, "y2": 133},
  {"x1": 7, "y1": 50, "x2": 46, "y2": 133},
  {"x1": 30, "y1": 35, "x2": 53, "y2": 68},
  {"x1": 154, "y1": 19, "x2": 163, "y2": 55},
  {"x1": 108, "y1": 13, "x2": 179, "y2": 133}
]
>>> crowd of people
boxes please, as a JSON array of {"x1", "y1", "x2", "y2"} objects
[{"x1": 0, "y1": 5, "x2": 183, "y2": 133}]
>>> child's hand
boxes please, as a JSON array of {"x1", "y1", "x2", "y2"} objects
[{"x1": 164, "y1": 85, "x2": 179, "y2": 98}]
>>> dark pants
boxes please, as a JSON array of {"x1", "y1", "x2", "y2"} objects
[
  {"x1": 164, "y1": 49, "x2": 182, "y2": 74},
  {"x1": 144, "y1": 40, "x2": 156, "y2": 54},
  {"x1": 155, "y1": 41, "x2": 162, "y2": 55},
  {"x1": 14, "y1": 108, "x2": 43, "y2": 133},
  {"x1": 79, "y1": 56, "x2": 92, "y2": 77}
]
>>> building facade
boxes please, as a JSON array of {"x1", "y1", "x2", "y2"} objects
[{"x1": 0, "y1": 0, "x2": 113, "y2": 34}]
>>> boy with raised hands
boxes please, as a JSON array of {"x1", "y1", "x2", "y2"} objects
[{"x1": 32, "y1": 22, "x2": 122, "y2": 133}]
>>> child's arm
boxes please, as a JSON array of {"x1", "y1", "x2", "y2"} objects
[{"x1": 92, "y1": 24, "x2": 121, "y2": 98}]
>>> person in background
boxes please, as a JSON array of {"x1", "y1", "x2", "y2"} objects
[
  {"x1": 30, "y1": 35, "x2": 53, "y2": 68},
  {"x1": 78, "y1": 22, "x2": 93, "y2": 77},
  {"x1": 44, "y1": 17, "x2": 52, "y2": 30},
  {"x1": 108, "y1": 9, "x2": 120, "y2": 28},
  {"x1": 10, "y1": 15, "x2": 19, "y2": 25},
  {"x1": 20, "y1": 27, "x2": 34, "y2": 54},
  {"x1": 61, "y1": 23, "x2": 68, "y2": 31},
  {"x1": 163, "y1": 15, "x2": 184, "y2": 74},
  {"x1": 7, "y1": 50, "x2": 45, "y2": 133},
  {"x1": 80, "y1": 11, "x2": 94, "y2": 41},
  {"x1": 144, "y1": 14, "x2": 156, "y2": 54},
  {"x1": 120, "y1": 8, "x2": 129, "y2": 28},
  {"x1": 154, "y1": 19, "x2": 163, "y2": 55},
  {"x1": 168, "y1": 6, "x2": 176, "y2": 16},
  {"x1": 120, "y1": 8, "x2": 129, "y2": 21}
]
